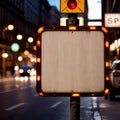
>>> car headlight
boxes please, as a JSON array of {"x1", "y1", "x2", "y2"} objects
[
  {"x1": 19, "y1": 69, "x2": 24, "y2": 73},
  {"x1": 27, "y1": 69, "x2": 31, "y2": 74}
]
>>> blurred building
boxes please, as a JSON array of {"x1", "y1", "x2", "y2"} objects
[
  {"x1": 105, "y1": 0, "x2": 120, "y2": 13},
  {"x1": 0, "y1": 0, "x2": 60, "y2": 76},
  {"x1": 40, "y1": 0, "x2": 60, "y2": 26},
  {"x1": 50, "y1": 6, "x2": 60, "y2": 25}
]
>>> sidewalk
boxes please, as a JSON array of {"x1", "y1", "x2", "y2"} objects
[{"x1": 0, "y1": 76, "x2": 14, "y2": 82}]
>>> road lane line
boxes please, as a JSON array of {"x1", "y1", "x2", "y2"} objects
[
  {"x1": 5, "y1": 103, "x2": 26, "y2": 111},
  {"x1": 51, "y1": 101, "x2": 62, "y2": 108},
  {"x1": 93, "y1": 97, "x2": 98, "y2": 108},
  {"x1": 34, "y1": 94, "x2": 39, "y2": 96},
  {"x1": 92, "y1": 97, "x2": 102, "y2": 120},
  {"x1": 20, "y1": 85, "x2": 35, "y2": 90}
]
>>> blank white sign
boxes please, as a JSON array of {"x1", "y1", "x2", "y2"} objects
[{"x1": 41, "y1": 31, "x2": 104, "y2": 93}]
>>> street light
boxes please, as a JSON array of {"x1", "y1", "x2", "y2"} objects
[
  {"x1": 2, "y1": 24, "x2": 14, "y2": 39},
  {"x1": 2, "y1": 52, "x2": 8, "y2": 58},
  {"x1": 3, "y1": 24, "x2": 14, "y2": 31},
  {"x1": 117, "y1": 38, "x2": 120, "y2": 59},
  {"x1": 16, "y1": 34, "x2": 23, "y2": 40},
  {"x1": 2, "y1": 50, "x2": 8, "y2": 77},
  {"x1": 18, "y1": 56, "x2": 23, "y2": 61},
  {"x1": 118, "y1": 38, "x2": 120, "y2": 47},
  {"x1": 28, "y1": 37, "x2": 34, "y2": 43},
  {"x1": 114, "y1": 40, "x2": 118, "y2": 49},
  {"x1": 27, "y1": 37, "x2": 34, "y2": 53},
  {"x1": 24, "y1": 50, "x2": 29, "y2": 56},
  {"x1": 7, "y1": 24, "x2": 14, "y2": 31},
  {"x1": 110, "y1": 43, "x2": 115, "y2": 52},
  {"x1": 1, "y1": 24, "x2": 14, "y2": 77}
]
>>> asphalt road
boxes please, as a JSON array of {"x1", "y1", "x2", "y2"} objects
[
  {"x1": 0, "y1": 76, "x2": 112, "y2": 120},
  {"x1": 2, "y1": 76, "x2": 120, "y2": 120},
  {"x1": 98, "y1": 96, "x2": 120, "y2": 120}
]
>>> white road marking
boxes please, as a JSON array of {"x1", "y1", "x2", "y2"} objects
[
  {"x1": 51, "y1": 101, "x2": 62, "y2": 108},
  {"x1": 20, "y1": 85, "x2": 35, "y2": 90},
  {"x1": 5, "y1": 103, "x2": 26, "y2": 111},
  {"x1": 34, "y1": 93, "x2": 39, "y2": 96},
  {"x1": 92, "y1": 97, "x2": 98, "y2": 108},
  {"x1": 92, "y1": 97, "x2": 102, "y2": 120},
  {"x1": 94, "y1": 111, "x2": 101, "y2": 120}
]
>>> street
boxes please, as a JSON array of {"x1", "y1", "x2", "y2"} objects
[
  {"x1": 0, "y1": 77, "x2": 93, "y2": 120},
  {"x1": 0, "y1": 77, "x2": 120, "y2": 120},
  {"x1": 98, "y1": 96, "x2": 120, "y2": 120}
]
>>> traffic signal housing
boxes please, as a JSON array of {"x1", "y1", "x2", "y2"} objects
[{"x1": 60, "y1": 0, "x2": 85, "y2": 13}]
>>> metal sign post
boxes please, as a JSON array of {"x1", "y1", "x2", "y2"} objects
[
  {"x1": 70, "y1": 97, "x2": 80, "y2": 120},
  {"x1": 66, "y1": 13, "x2": 80, "y2": 120}
]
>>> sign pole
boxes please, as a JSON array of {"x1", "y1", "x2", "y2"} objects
[
  {"x1": 66, "y1": 13, "x2": 80, "y2": 120},
  {"x1": 70, "y1": 97, "x2": 80, "y2": 120}
]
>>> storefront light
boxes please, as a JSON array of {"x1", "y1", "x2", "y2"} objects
[
  {"x1": 17, "y1": 34, "x2": 23, "y2": 40},
  {"x1": 33, "y1": 45, "x2": 37, "y2": 51},
  {"x1": 118, "y1": 38, "x2": 120, "y2": 47},
  {"x1": 28, "y1": 37, "x2": 34, "y2": 43},
  {"x1": 110, "y1": 43, "x2": 115, "y2": 52},
  {"x1": 8, "y1": 24, "x2": 14, "y2": 31},
  {"x1": 24, "y1": 50, "x2": 29, "y2": 56},
  {"x1": 114, "y1": 40, "x2": 118, "y2": 49},
  {"x1": 18, "y1": 56, "x2": 23, "y2": 61},
  {"x1": 2, "y1": 53, "x2": 8, "y2": 58}
]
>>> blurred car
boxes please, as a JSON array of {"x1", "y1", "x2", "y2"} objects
[
  {"x1": 109, "y1": 60, "x2": 120, "y2": 100},
  {"x1": 19, "y1": 65, "x2": 32, "y2": 76}
]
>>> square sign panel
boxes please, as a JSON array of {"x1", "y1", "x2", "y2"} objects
[{"x1": 36, "y1": 26, "x2": 109, "y2": 96}]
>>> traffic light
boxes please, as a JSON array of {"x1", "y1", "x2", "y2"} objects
[
  {"x1": 60, "y1": 0, "x2": 85, "y2": 13},
  {"x1": 10, "y1": 42, "x2": 20, "y2": 52},
  {"x1": 67, "y1": 0, "x2": 77, "y2": 9}
]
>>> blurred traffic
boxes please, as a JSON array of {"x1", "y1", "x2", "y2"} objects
[
  {"x1": 107, "y1": 60, "x2": 120, "y2": 100},
  {"x1": 14, "y1": 64, "x2": 36, "y2": 81},
  {"x1": 14, "y1": 65, "x2": 36, "y2": 77}
]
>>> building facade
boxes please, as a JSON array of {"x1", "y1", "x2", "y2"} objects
[{"x1": 0, "y1": 0, "x2": 60, "y2": 77}]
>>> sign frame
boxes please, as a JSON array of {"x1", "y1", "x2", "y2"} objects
[{"x1": 36, "y1": 26, "x2": 109, "y2": 97}]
